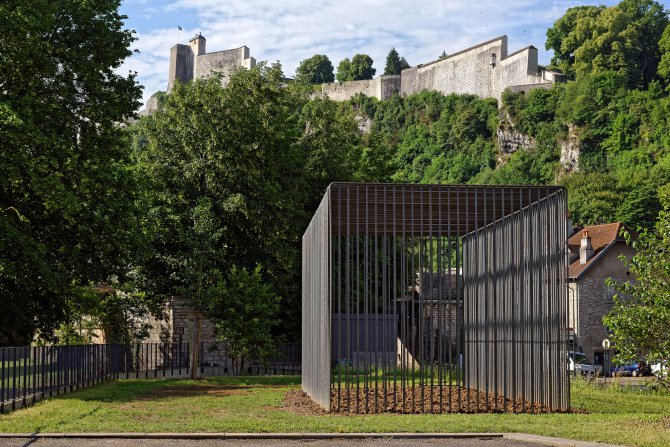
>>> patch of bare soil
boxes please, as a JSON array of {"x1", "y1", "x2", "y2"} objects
[
  {"x1": 282, "y1": 390, "x2": 328, "y2": 415},
  {"x1": 141, "y1": 385, "x2": 258, "y2": 399},
  {"x1": 283, "y1": 385, "x2": 581, "y2": 415},
  {"x1": 330, "y1": 385, "x2": 577, "y2": 414}
]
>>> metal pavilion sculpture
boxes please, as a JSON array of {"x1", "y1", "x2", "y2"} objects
[{"x1": 302, "y1": 183, "x2": 570, "y2": 413}]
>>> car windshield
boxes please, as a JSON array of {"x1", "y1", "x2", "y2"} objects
[{"x1": 570, "y1": 353, "x2": 592, "y2": 365}]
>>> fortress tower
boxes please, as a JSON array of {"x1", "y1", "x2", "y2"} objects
[
  {"x1": 190, "y1": 32, "x2": 206, "y2": 56},
  {"x1": 167, "y1": 33, "x2": 256, "y2": 92}
]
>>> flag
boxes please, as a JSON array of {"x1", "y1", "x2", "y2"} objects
[{"x1": 178, "y1": 25, "x2": 182, "y2": 30}]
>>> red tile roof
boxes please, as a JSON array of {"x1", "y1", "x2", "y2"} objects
[{"x1": 568, "y1": 222, "x2": 627, "y2": 279}]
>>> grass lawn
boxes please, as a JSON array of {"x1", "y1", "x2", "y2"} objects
[{"x1": 1, "y1": 376, "x2": 669, "y2": 447}]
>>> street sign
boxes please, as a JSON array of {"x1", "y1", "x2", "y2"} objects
[{"x1": 602, "y1": 339, "x2": 611, "y2": 350}]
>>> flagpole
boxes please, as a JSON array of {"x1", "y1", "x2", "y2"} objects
[{"x1": 177, "y1": 26, "x2": 180, "y2": 44}]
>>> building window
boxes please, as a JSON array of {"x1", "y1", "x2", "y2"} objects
[{"x1": 604, "y1": 284, "x2": 617, "y2": 303}]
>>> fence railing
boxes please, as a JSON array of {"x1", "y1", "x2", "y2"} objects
[
  {"x1": 199, "y1": 342, "x2": 301, "y2": 376},
  {"x1": 0, "y1": 342, "x2": 300, "y2": 413}
]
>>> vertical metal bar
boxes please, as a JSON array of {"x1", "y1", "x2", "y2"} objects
[
  {"x1": 12, "y1": 347, "x2": 17, "y2": 411},
  {"x1": 522, "y1": 191, "x2": 528, "y2": 411},
  {"x1": 446, "y1": 188, "x2": 451, "y2": 412},
  {"x1": 353, "y1": 188, "x2": 360, "y2": 412},
  {"x1": 22, "y1": 346, "x2": 27, "y2": 406},
  {"x1": 492, "y1": 188, "x2": 498, "y2": 412},
  {"x1": 432, "y1": 188, "x2": 438, "y2": 411},
  {"x1": 409, "y1": 187, "x2": 415, "y2": 413},
  {"x1": 336, "y1": 192, "x2": 342, "y2": 411},
  {"x1": 49, "y1": 347, "x2": 54, "y2": 397},
  {"x1": 418, "y1": 187, "x2": 424, "y2": 413},
  {"x1": 381, "y1": 186, "x2": 387, "y2": 412},
  {"x1": 374, "y1": 187, "x2": 379, "y2": 414},
  {"x1": 392, "y1": 186, "x2": 398, "y2": 410},
  {"x1": 400, "y1": 186, "x2": 406, "y2": 413},
  {"x1": 345, "y1": 187, "x2": 351, "y2": 412},
  {"x1": 364, "y1": 185, "x2": 369, "y2": 412},
  {"x1": 456, "y1": 185, "x2": 462, "y2": 413},
  {"x1": 1, "y1": 348, "x2": 5, "y2": 414},
  {"x1": 463, "y1": 186, "x2": 470, "y2": 413},
  {"x1": 438, "y1": 188, "x2": 445, "y2": 413}
]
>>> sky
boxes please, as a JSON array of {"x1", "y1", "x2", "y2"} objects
[{"x1": 119, "y1": 0, "x2": 667, "y2": 108}]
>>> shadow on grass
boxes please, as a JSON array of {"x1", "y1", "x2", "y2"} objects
[{"x1": 57, "y1": 375, "x2": 300, "y2": 403}]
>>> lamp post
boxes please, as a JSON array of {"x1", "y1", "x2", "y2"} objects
[{"x1": 602, "y1": 339, "x2": 611, "y2": 384}]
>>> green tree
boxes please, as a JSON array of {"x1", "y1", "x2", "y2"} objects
[
  {"x1": 546, "y1": 0, "x2": 668, "y2": 88},
  {"x1": 384, "y1": 47, "x2": 410, "y2": 75},
  {"x1": 138, "y1": 65, "x2": 306, "y2": 355},
  {"x1": 204, "y1": 266, "x2": 280, "y2": 375},
  {"x1": 546, "y1": 5, "x2": 605, "y2": 78},
  {"x1": 0, "y1": 0, "x2": 143, "y2": 345},
  {"x1": 138, "y1": 63, "x2": 362, "y2": 345},
  {"x1": 604, "y1": 186, "x2": 670, "y2": 385},
  {"x1": 616, "y1": 184, "x2": 661, "y2": 229},
  {"x1": 298, "y1": 98, "x2": 361, "y2": 210},
  {"x1": 350, "y1": 54, "x2": 376, "y2": 80},
  {"x1": 336, "y1": 58, "x2": 352, "y2": 82},
  {"x1": 658, "y1": 23, "x2": 670, "y2": 85},
  {"x1": 561, "y1": 172, "x2": 623, "y2": 226},
  {"x1": 295, "y1": 54, "x2": 335, "y2": 84}
]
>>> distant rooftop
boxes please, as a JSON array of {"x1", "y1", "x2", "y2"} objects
[
  {"x1": 189, "y1": 32, "x2": 206, "y2": 42},
  {"x1": 568, "y1": 222, "x2": 630, "y2": 279}
]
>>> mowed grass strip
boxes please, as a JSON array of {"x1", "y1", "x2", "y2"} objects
[{"x1": 0, "y1": 376, "x2": 668, "y2": 447}]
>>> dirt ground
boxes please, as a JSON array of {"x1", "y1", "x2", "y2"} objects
[
  {"x1": 0, "y1": 438, "x2": 542, "y2": 447},
  {"x1": 283, "y1": 385, "x2": 573, "y2": 414}
]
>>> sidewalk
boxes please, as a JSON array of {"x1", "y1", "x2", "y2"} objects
[{"x1": 0, "y1": 432, "x2": 626, "y2": 447}]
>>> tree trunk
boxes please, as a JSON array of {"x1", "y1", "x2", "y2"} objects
[{"x1": 190, "y1": 311, "x2": 202, "y2": 379}]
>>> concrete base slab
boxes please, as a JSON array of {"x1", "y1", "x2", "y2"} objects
[
  {"x1": 0, "y1": 433, "x2": 625, "y2": 446},
  {"x1": 503, "y1": 433, "x2": 625, "y2": 447}
]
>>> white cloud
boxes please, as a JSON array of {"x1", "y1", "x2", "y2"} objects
[{"x1": 122, "y1": 0, "x2": 621, "y2": 108}]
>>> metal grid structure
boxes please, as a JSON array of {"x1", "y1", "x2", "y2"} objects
[{"x1": 302, "y1": 183, "x2": 569, "y2": 413}]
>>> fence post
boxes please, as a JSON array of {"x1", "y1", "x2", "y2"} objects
[
  {"x1": 200, "y1": 342, "x2": 204, "y2": 376},
  {"x1": 1, "y1": 348, "x2": 5, "y2": 414}
]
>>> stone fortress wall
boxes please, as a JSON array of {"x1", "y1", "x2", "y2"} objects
[
  {"x1": 323, "y1": 35, "x2": 565, "y2": 102},
  {"x1": 168, "y1": 33, "x2": 256, "y2": 92},
  {"x1": 162, "y1": 33, "x2": 565, "y2": 110},
  {"x1": 321, "y1": 75, "x2": 401, "y2": 101}
]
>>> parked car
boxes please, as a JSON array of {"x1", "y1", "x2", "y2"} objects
[
  {"x1": 610, "y1": 361, "x2": 652, "y2": 377},
  {"x1": 568, "y1": 352, "x2": 596, "y2": 376}
]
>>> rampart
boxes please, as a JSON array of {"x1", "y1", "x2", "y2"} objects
[
  {"x1": 321, "y1": 75, "x2": 400, "y2": 101},
  {"x1": 194, "y1": 46, "x2": 255, "y2": 81},
  {"x1": 164, "y1": 33, "x2": 562, "y2": 105},
  {"x1": 321, "y1": 35, "x2": 561, "y2": 102}
]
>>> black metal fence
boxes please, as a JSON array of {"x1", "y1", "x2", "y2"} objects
[
  {"x1": 199, "y1": 342, "x2": 301, "y2": 375},
  {"x1": 0, "y1": 343, "x2": 189, "y2": 413},
  {"x1": 1, "y1": 341, "x2": 300, "y2": 413},
  {"x1": 302, "y1": 183, "x2": 569, "y2": 413}
]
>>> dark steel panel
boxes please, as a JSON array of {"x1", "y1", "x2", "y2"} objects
[
  {"x1": 302, "y1": 188, "x2": 331, "y2": 409},
  {"x1": 302, "y1": 183, "x2": 569, "y2": 413}
]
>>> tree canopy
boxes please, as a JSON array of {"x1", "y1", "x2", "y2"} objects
[
  {"x1": 136, "y1": 64, "x2": 362, "y2": 342},
  {"x1": 0, "y1": 0, "x2": 143, "y2": 345},
  {"x1": 336, "y1": 54, "x2": 376, "y2": 81},
  {"x1": 384, "y1": 47, "x2": 410, "y2": 75},
  {"x1": 546, "y1": 0, "x2": 669, "y2": 88},
  {"x1": 295, "y1": 54, "x2": 335, "y2": 84},
  {"x1": 604, "y1": 186, "x2": 670, "y2": 383}
]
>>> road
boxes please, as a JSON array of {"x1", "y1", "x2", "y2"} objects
[{"x1": 0, "y1": 437, "x2": 539, "y2": 447}]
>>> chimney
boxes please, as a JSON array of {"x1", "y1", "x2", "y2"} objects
[
  {"x1": 580, "y1": 230, "x2": 594, "y2": 265},
  {"x1": 566, "y1": 215, "x2": 576, "y2": 237}
]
